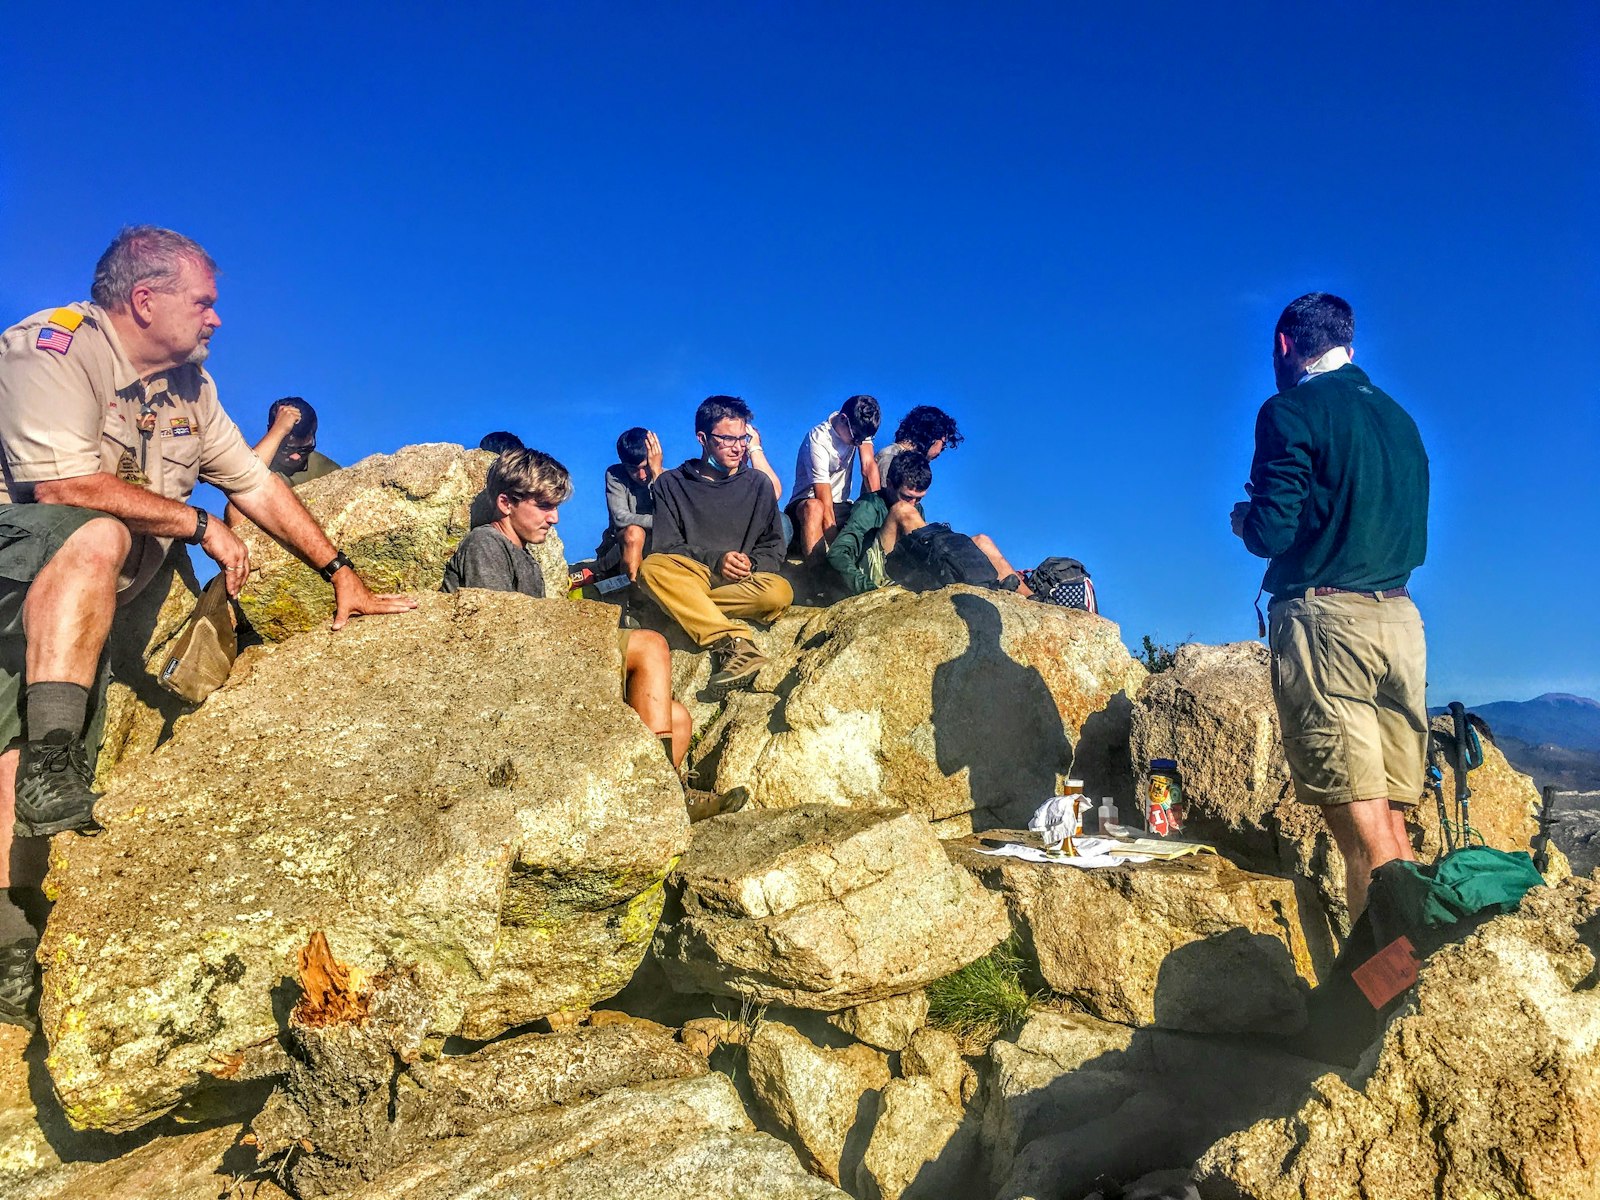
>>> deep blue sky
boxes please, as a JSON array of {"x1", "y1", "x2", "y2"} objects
[{"x1": 3, "y1": 2, "x2": 1595, "y2": 704}]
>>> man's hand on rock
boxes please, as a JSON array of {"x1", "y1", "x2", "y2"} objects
[
  {"x1": 330, "y1": 569, "x2": 419, "y2": 631},
  {"x1": 201, "y1": 515, "x2": 252, "y2": 597},
  {"x1": 717, "y1": 551, "x2": 752, "y2": 582}
]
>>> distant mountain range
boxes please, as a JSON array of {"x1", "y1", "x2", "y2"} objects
[{"x1": 1434, "y1": 693, "x2": 1600, "y2": 795}]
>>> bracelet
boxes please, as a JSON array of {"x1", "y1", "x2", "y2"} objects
[
  {"x1": 317, "y1": 551, "x2": 353, "y2": 582},
  {"x1": 185, "y1": 507, "x2": 209, "y2": 545}
]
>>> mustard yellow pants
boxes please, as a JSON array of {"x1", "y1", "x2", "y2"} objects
[{"x1": 637, "y1": 553, "x2": 793, "y2": 647}]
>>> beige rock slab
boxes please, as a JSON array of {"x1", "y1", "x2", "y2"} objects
[
  {"x1": 333, "y1": 1074, "x2": 850, "y2": 1200},
  {"x1": 746, "y1": 1019, "x2": 890, "y2": 1184},
  {"x1": 692, "y1": 587, "x2": 1146, "y2": 829},
  {"x1": 950, "y1": 843, "x2": 1322, "y2": 1030},
  {"x1": 826, "y1": 990, "x2": 929, "y2": 1051},
  {"x1": 656, "y1": 805, "x2": 1009, "y2": 1009},
  {"x1": 0, "y1": 1025, "x2": 282, "y2": 1200},
  {"x1": 236, "y1": 443, "x2": 569, "y2": 641},
  {"x1": 40, "y1": 591, "x2": 684, "y2": 1133},
  {"x1": 856, "y1": 1074, "x2": 982, "y2": 1200},
  {"x1": 1195, "y1": 877, "x2": 1600, "y2": 1200},
  {"x1": 900, "y1": 1027, "x2": 975, "y2": 1106}
]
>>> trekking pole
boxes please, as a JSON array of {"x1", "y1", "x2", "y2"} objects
[
  {"x1": 1534, "y1": 786, "x2": 1558, "y2": 874},
  {"x1": 1427, "y1": 758, "x2": 1454, "y2": 855},
  {"x1": 1447, "y1": 701, "x2": 1485, "y2": 846}
]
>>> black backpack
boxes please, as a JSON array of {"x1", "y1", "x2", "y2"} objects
[
  {"x1": 1028, "y1": 556, "x2": 1097, "y2": 612},
  {"x1": 885, "y1": 523, "x2": 1005, "y2": 592}
]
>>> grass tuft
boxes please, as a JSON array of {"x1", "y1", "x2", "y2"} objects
[{"x1": 926, "y1": 933, "x2": 1041, "y2": 1043}]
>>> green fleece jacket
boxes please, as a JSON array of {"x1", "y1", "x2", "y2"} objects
[
  {"x1": 1243, "y1": 364, "x2": 1429, "y2": 597},
  {"x1": 826, "y1": 490, "x2": 925, "y2": 595}
]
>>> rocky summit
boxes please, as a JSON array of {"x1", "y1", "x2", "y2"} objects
[
  {"x1": 39, "y1": 589, "x2": 683, "y2": 1133},
  {"x1": 688, "y1": 585, "x2": 1147, "y2": 834},
  {"x1": 1, "y1": 443, "x2": 1585, "y2": 1200}
]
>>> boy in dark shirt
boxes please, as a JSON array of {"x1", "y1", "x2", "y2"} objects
[
  {"x1": 444, "y1": 448, "x2": 690, "y2": 769},
  {"x1": 594, "y1": 427, "x2": 663, "y2": 582},
  {"x1": 639, "y1": 396, "x2": 792, "y2": 691}
]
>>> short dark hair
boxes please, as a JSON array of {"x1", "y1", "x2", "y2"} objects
[
  {"x1": 479, "y1": 431, "x2": 524, "y2": 454},
  {"x1": 267, "y1": 397, "x2": 317, "y2": 441},
  {"x1": 695, "y1": 395, "x2": 753, "y2": 436},
  {"x1": 616, "y1": 427, "x2": 651, "y2": 466},
  {"x1": 892, "y1": 405, "x2": 962, "y2": 455},
  {"x1": 841, "y1": 395, "x2": 881, "y2": 442},
  {"x1": 1275, "y1": 293, "x2": 1354, "y2": 360},
  {"x1": 887, "y1": 449, "x2": 932, "y2": 493}
]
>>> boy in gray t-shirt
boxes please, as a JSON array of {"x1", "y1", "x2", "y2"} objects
[{"x1": 444, "y1": 448, "x2": 692, "y2": 775}]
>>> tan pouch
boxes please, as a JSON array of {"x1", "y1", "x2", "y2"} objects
[{"x1": 157, "y1": 575, "x2": 238, "y2": 703}]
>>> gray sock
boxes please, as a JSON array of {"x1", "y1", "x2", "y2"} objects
[
  {"x1": 26, "y1": 681, "x2": 89, "y2": 741},
  {"x1": 0, "y1": 897, "x2": 33, "y2": 943}
]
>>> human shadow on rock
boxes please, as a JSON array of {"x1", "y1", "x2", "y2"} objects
[{"x1": 932, "y1": 592, "x2": 1073, "y2": 831}]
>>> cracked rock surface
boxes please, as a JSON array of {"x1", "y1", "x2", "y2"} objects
[
  {"x1": 40, "y1": 591, "x2": 684, "y2": 1133},
  {"x1": 656, "y1": 805, "x2": 1009, "y2": 1008}
]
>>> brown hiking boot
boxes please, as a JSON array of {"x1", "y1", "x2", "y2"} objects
[
  {"x1": 708, "y1": 636, "x2": 766, "y2": 692},
  {"x1": 684, "y1": 788, "x2": 747, "y2": 823}
]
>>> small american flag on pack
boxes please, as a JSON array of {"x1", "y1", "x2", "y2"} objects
[
  {"x1": 1045, "y1": 578, "x2": 1096, "y2": 611},
  {"x1": 1025, "y1": 557, "x2": 1099, "y2": 613},
  {"x1": 36, "y1": 327, "x2": 74, "y2": 355}
]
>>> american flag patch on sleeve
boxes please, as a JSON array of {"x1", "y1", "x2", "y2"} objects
[{"x1": 36, "y1": 327, "x2": 74, "y2": 355}]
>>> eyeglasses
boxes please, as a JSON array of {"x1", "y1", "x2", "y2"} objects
[{"x1": 707, "y1": 432, "x2": 752, "y2": 447}]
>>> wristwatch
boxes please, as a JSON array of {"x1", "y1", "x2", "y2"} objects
[
  {"x1": 317, "y1": 551, "x2": 353, "y2": 582},
  {"x1": 185, "y1": 507, "x2": 209, "y2": 545}
]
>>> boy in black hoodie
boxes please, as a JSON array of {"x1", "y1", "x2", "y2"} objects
[{"x1": 639, "y1": 396, "x2": 792, "y2": 691}]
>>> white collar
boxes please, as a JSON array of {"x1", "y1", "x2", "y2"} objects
[{"x1": 1300, "y1": 346, "x2": 1352, "y2": 380}]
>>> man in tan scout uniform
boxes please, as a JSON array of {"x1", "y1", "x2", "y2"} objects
[{"x1": 0, "y1": 225, "x2": 416, "y2": 1027}]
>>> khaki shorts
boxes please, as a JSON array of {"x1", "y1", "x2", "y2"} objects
[
  {"x1": 1269, "y1": 590, "x2": 1427, "y2": 807},
  {"x1": 0, "y1": 504, "x2": 117, "y2": 751}
]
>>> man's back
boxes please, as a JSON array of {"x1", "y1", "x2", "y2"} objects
[{"x1": 1244, "y1": 364, "x2": 1428, "y2": 597}]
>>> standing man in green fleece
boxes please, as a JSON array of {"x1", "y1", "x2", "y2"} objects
[{"x1": 1231, "y1": 292, "x2": 1430, "y2": 920}]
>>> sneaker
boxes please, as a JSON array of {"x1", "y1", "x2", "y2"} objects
[
  {"x1": 707, "y1": 637, "x2": 767, "y2": 692},
  {"x1": 13, "y1": 730, "x2": 102, "y2": 838},
  {"x1": 0, "y1": 936, "x2": 39, "y2": 1032},
  {"x1": 684, "y1": 788, "x2": 748, "y2": 823}
]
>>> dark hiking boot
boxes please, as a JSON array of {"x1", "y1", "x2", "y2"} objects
[
  {"x1": 0, "y1": 936, "x2": 39, "y2": 1032},
  {"x1": 684, "y1": 788, "x2": 748, "y2": 823},
  {"x1": 708, "y1": 637, "x2": 767, "y2": 692},
  {"x1": 13, "y1": 730, "x2": 102, "y2": 838}
]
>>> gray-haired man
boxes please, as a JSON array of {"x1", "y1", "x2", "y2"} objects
[{"x1": 0, "y1": 226, "x2": 416, "y2": 1026}]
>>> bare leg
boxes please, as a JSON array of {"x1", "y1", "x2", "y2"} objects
[
  {"x1": 794, "y1": 497, "x2": 828, "y2": 558},
  {"x1": 1, "y1": 747, "x2": 47, "y2": 887},
  {"x1": 972, "y1": 534, "x2": 1032, "y2": 597},
  {"x1": 1322, "y1": 796, "x2": 1410, "y2": 919},
  {"x1": 619, "y1": 524, "x2": 648, "y2": 582},
  {"x1": 23, "y1": 517, "x2": 130, "y2": 687},
  {"x1": 876, "y1": 501, "x2": 927, "y2": 556},
  {"x1": 1390, "y1": 804, "x2": 1417, "y2": 862},
  {"x1": 623, "y1": 629, "x2": 678, "y2": 746},
  {"x1": 670, "y1": 700, "x2": 690, "y2": 770}
]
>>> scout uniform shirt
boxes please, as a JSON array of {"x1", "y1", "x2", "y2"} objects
[{"x1": 0, "y1": 302, "x2": 271, "y2": 600}]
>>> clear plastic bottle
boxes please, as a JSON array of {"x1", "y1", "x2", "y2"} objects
[{"x1": 1097, "y1": 796, "x2": 1119, "y2": 836}]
